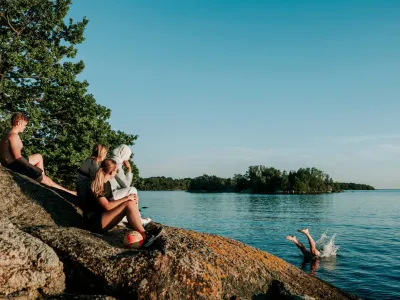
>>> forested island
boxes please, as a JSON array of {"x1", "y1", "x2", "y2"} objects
[{"x1": 136, "y1": 165, "x2": 374, "y2": 194}]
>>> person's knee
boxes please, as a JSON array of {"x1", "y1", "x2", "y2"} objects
[
  {"x1": 128, "y1": 187, "x2": 138, "y2": 195},
  {"x1": 125, "y1": 200, "x2": 138, "y2": 212},
  {"x1": 40, "y1": 175, "x2": 52, "y2": 186},
  {"x1": 33, "y1": 153, "x2": 43, "y2": 161}
]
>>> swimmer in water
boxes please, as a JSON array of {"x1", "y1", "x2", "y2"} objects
[{"x1": 286, "y1": 228, "x2": 320, "y2": 259}]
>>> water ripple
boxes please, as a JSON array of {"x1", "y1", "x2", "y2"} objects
[{"x1": 139, "y1": 191, "x2": 400, "y2": 300}]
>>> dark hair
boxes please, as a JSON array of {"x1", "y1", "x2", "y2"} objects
[{"x1": 11, "y1": 113, "x2": 29, "y2": 126}]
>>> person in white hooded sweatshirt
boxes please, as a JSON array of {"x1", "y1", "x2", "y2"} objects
[{"x1": 110, "y1": 144, "x2": 151, "y2": 226}]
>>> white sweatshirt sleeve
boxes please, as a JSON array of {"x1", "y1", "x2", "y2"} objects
[{"x1": 114, "y1": 163, "x2": 133, "y2": 188}]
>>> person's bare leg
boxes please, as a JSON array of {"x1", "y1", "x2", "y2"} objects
[
  {"x1": 124, "y1": 201, "x2": 146, "y2": 234},
  {"x1": 28, "y1": 154, "x2": 45, "y2": 173},
  {"x1": 298, "y1": 228, "x2": 320, "y2": 256},
  {"x1": 286, "y1": 235, "x2": 311, "y2": 256},
  {"x1": 101, "y1": 201, "x2": 146, "y2": 236},
  {"x1": 101, "y1": 201, "x2": 132, "y2": 231},
  {"x1": 41, "y1": 175, "x2": 77, "y2": 196},
  {"x1": 110, "y1": 187, "x2": 148, "y2": 225}
]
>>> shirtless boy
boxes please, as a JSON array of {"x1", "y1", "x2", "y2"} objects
[{"x1": 0, "y1": 112, "x2": 76, "y2": 195}]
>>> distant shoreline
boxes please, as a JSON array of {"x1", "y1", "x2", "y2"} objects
[
  {"x1": 137, "y1": 166, "x2": 374, "y2": 193},
  {"x1": 187, "y1": 190, "x2": 342, "y2": 194},
  {"x1": 138, "y1": 188, "x2": 377, "y2": 194}
]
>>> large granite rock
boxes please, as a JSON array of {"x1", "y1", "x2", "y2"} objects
[
  {"x1": 25, "y1": 225, "x2": 359, "y2": 300},
  {"x1": 0, "y1": 166, "x2": 82, "y2": 228},
  {"x1": 0, "y1": 219, "x2": 65, "y2": 298},
  {"x1": 0, "y1": 167, "x2": 361, "y2": 299}
]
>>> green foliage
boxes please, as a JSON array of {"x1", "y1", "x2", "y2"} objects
[
  {"x1": 136, "y1": 167, "x2": 374, "y2": 193},
  {"x1": 137, "y1": 177, "x2": 191, "y2": 191},
  {"x1": 157, "y1": 166, "x2": 374, "y2": 194},
  {"x1": 335, "y1": 182, "x2": 374, "y2": 190},
  {"x1": 188, "y1": 174, "x2": 234, "y2": 192},
  {"x1": 0, "y1": 0, "x2": 137, "y2": 187}
]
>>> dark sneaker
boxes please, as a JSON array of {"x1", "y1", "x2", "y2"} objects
[
  {"x1": 141, "y1": 217, "x2": 152, "y2": 227},
  {"x1": 143, "y1": 227, "x2": 164, "y2": 248}
]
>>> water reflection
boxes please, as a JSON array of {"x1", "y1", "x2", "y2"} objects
[
  {"x1": 322, "y1": 257, "x2": 338, "y2": 271},
  {"x1": 140, "y1": 190, "x2": 400, "y2": 300},
  {"x1": 300, "y1": 256, "x2": 337, "y2": 276},
  {"x1": 300, "y1": 258, "x2": 320, "y2": 276},
  {"x1": 246, "y1": 193, "x2": 333, "y2": 224}
]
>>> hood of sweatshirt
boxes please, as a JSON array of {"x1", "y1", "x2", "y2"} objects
[{"x1": 111, "y1": 144, "x2": 132, "y2": 165}]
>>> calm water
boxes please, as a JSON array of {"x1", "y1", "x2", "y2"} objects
[{"x1": 138, "y1": 190, "x2": 400, "y2": 300}]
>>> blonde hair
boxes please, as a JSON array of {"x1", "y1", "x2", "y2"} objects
[
  {"x1": 91, "y1": 159, "x2": 116, "y2": 197},
  {"x1": 91, "y1": 144, "x2": 108, "y2": 163}
]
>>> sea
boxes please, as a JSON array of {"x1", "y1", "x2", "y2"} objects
[{"x1": 138, "y1": 190, "x2": 400, "y2": 300}]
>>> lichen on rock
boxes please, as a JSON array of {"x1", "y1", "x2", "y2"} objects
[{"x1": 0, "y1": 166, "x2": 361, "y2": 299}]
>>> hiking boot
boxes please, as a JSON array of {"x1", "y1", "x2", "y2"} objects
[{"x1": 143, "y1": 227, "x2": 164, "y2": 248}]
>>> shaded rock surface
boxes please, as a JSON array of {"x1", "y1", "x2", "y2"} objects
[
  {"x1": 46, "y1": 295, "x2": 116, "y2": 299},
  {"x1": 0, "y1": 219, "x2": 65, "y2": 298},
  {"x1": 0, "y1": 167, "x2": 361, "y2": 299}
]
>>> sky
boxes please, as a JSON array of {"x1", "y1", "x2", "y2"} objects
[{"x1": 68, "y1": 0, "x2": 400, "y2": 188}]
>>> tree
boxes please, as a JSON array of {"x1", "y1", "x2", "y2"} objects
[
  {"x1": 188, "y1": 174, "x2": 228, "y2": 192},
  {"x1": 232, "y1": 173, "x2": 249, "y2": 192},
  {"x1": 281, "y1": 170, "x2": 289, "y2": 192},
  {"x1": 0, "y1": 0, "x2": 137, "y2": 187}
]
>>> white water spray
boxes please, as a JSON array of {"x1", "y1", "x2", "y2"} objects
[{"x1": 316, "y1": 231, "x2": 339, "y2": 257}]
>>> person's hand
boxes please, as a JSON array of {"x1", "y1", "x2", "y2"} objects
[
  {"x1": 129, "y1": 193, "x2": 138, "y2": 201},
  {"x1": 128, "y1": 194, "x2": 137, "y2": 200},
  {"x1": 123, "y1": 160, "x2": 132, "y2": 171},
  {"x1": 127, "y1": 194, "x2": 138, "y2": 204}
]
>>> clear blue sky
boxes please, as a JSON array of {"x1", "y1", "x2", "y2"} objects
[{"x1": 69, "y1": 0, "x2": 400, "y2": 188}]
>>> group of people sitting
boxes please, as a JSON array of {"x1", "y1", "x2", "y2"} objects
[{"x1": 0, "y1": 113, "x2": 162, "y2": 248}]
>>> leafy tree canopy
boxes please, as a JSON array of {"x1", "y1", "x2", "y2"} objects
[
  {"x1": 0, "y1": 0, "x2": 138, "y2": 186},
  {"x1": 138, "y1": 166, "x2": 375, "y2": 194}
]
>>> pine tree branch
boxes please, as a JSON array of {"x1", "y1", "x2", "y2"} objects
[
  {"x1": 52, "y1": 109, "x2": 70, "y2": 116},
  {"x1": 4, "y1": 14, "x2": 21, "y2": 36},
  {"x1": 17, "y1": 11, "x2": 36, "y2": 36}
]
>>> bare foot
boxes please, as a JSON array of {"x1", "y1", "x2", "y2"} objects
[
  {"x1": 298, "y1": 228, "x2": 309, "y2": 235},
  {"x1": 286, "y1": 235, "x2": 297, "y2": 242}
]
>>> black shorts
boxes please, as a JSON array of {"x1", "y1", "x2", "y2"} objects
[
  {"x1": 83, "y1": 212, "x2": 104, "y2": 233},
  {"x1": 6, "y1": 159, "x2": 43, "y2": 182}
]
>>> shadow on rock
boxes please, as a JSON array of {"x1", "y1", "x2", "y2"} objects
[{"x1": 11, "y1": 172, "x2": 83, "y2": 228}]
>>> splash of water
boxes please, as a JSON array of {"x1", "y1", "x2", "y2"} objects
[{"x1": 316, "y1": 231, "x2": 339, "y2": 257}]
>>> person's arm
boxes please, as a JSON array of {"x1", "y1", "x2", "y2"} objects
[
  {"x1": 114, "y1": 161, "x2": 133, "y2": 188},
  {"x1": 9, "y1": 133, "x2": 23, "y2": 159},
  {"x1": 96, "y1": 194, "x2": 137, "y2": 211},
  {"x1": 9, "y1": 134, "x2": 42, "y2": 173}
]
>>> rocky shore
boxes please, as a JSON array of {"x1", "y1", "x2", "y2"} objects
[{"x1": 0, "y1": 166, "x2": 361, "y2": 299}]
